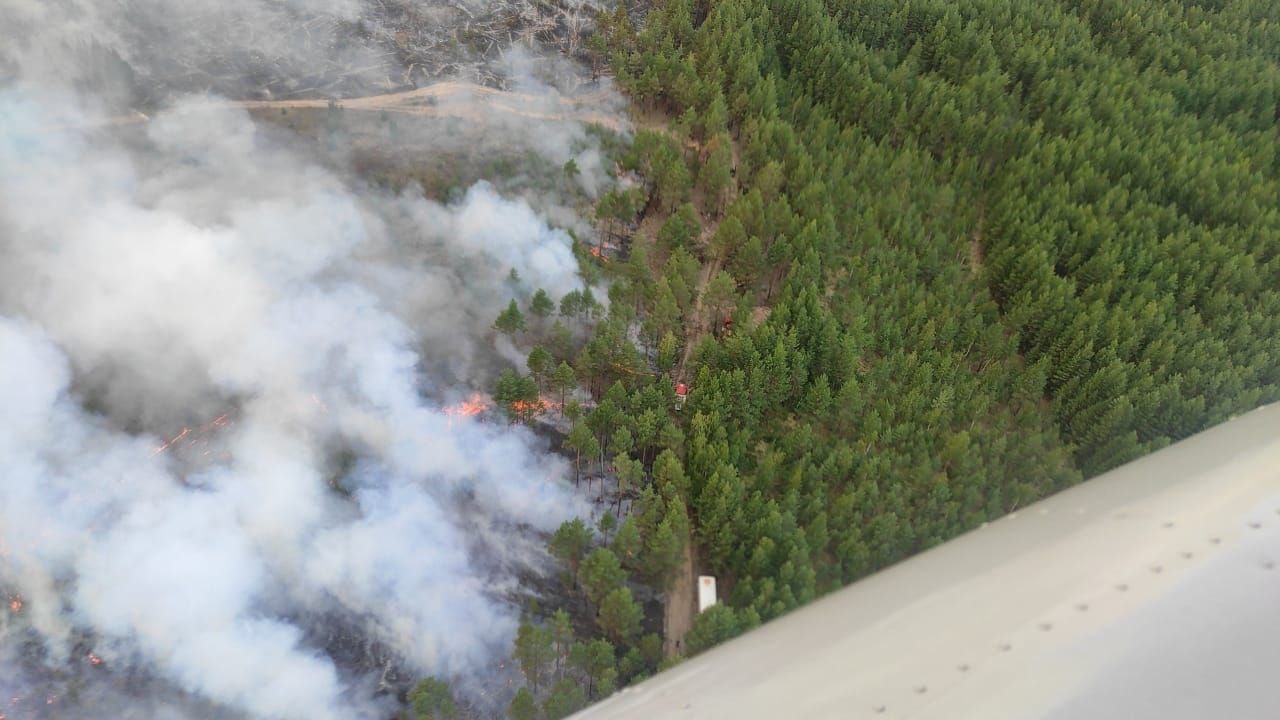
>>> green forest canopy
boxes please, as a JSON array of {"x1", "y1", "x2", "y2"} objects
[{"x1": 488, "y1": 0, "x2": 1280, "y2": 715}]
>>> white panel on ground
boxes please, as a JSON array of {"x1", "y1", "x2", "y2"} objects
[{"x1": 697, "y1": 576, "x2": 717, "y2": 613}]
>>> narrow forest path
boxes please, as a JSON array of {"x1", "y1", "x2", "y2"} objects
[
  {"x1": 675, "y1": 257, "x2": 722, "y2": 378},
  {"x1": 968, "y1": 202, "x2": 986, "y2": 277},
  {"x1": 89, "y1": 81, "x2": 625, "y2": 132},
  {"x1": 675, "y1": 222, "x2": 726, "y2": 380},
  {"x1": 662, "y1": 539, "x2": 697, "y2": 656},
  {"x1": 663, "y1": 215, "x2": 726, "y2": 656}
]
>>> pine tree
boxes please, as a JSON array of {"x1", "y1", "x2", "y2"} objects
[
  {"x1": 570, "y1": 638, "x2": 618, "y2": 699},
  {"x1": 527, "y1": 346, "x2": 553, "y2": 389},
  {"x1": 580, "y1": 548, "x2": 626, "y2": 606},
  {"x1": 566, "y1": 422, "x2": 599, "y2": 486},
  {"x1": 597, "y1": 587, "x2": 644, "y2": 644},
  {"x1": 549, "y1": 518, "x2": 593, "y2": 579},
  {"x1": 543, "y1": 678, "x2": 587, "y2": 720},
  {"x1": 685, "y1": 604, "x2": 740, "y2": 656},
  {"x1": 657, "y1": 331, "x2": 680, "y2": 374},
  {"x1": 612, "y1": 516, "x2": 643, "y2": 569},
  {"x1": 641, "y1": 510, "x2": 686, "y2": 590},
  {"x1": 559, "y1": 289, "x2": 584, "y2": 319},
  {"x1": 657, "y1": 202, "x2": 700, "y2": 252},
  {"x1": 699, "y1": 94, "x2": 730, "y2": 139},
  {"x1": 549, "y1": 321, "x2": 573, "y2": 360},
  {"x1": 514, "y1": 620, "x2": 555, "y2": 695},
  {"x1": 553, "y1": 361, "x2": 578, "y2": 406},
  {"x1": 696, "y1": 465, "x2": 743, "y2": 572},
  {"x1": 409, "y1": 678, "x2": 458, "y2": 720},
  {"x1": 508, "y1": 688, "x2": 537, "y2": 720},
  {"x1": 644, "y1": 279, "x2": 682, "y2": 348},
  {"x1": 656, "y1": 148, "x2": 693, "y2": 213},
  {"x1": 711, "y1": 216, "x2": 746, "y2": 262},
  {"x1": 732, "y1": 235, "x2": 766, "y2": 287},
  {"x1": 699, "y1": 133, "x2": 734, "y2": 213},
  {"x1": 703, "y1": 271, "x2": 738, "y2": 327},
  {"x1": 613, "y1": 453, "x2": 646, "y2": 515},
  {"x1": 494, "y1": 369, "x2": 541, "y2": 424},
  {"x1": 530, "y1": 288, "x2": 556, "y2": 319},
  {"x1": 652, "y1": 449, "x2": 690, "y2": 501},
  {"x1": 550, "y1": 608, "x2": 575, "y2": 677},
  {"x1": 495, "y1": 299, "x2": 528, "y2": 334},
  {"x1": 665, "y1": 248, "x2": 700, "y2": 310}
]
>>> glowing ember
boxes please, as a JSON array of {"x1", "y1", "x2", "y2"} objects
[
  {"x1": 87, "y1": 653, "x2": 103, "y2": 666},
  {"x1": 7, "y1": 596, "x2": 21, "y2": 613},
  {"x1": 510, "y1": 395, "x2": 562, "y2": 416},
  {"x1": 152, "y1": 427, "x2": 191, "y2": 455},
  {"x1": 152, "y1": 414, "x2": 232, "y2": 455},
  {"x1": 443, "y1": 393, "x2": 490, "y2": 419}
]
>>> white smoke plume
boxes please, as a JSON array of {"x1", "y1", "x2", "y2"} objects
[
  {"x1": 0, "y1": 0, "x2": 614, "y2": 714},
  {"x1": 0, "y1": 0, "x2": 614, "y2": 106}
]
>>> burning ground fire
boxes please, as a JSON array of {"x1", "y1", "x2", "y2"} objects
[
  {"x1": 148, "y1": 392, "x2": 559, "y2": 435},
  {"x1": 512, "y1": 396, "x2": 563, "y2": 414},
  {"x1": 443, "y1": 393, "x2": 491, "y2": 419},
  {"x1": 152, "y1": 414, "x2": 232, "y2": 456},
  {"x1": 151, "y1": 396, "x2": 328, "y2": 459},
  {"x1": 441, "y1": 392, "x2": 563, "y2": 424}
]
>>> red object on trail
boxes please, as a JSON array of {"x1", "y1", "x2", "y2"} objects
[{"x1": 674, "y1": 382, "x2": 689, "y2": 411}]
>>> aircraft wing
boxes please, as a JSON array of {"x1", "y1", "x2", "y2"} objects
[{"x1": 574, "y1": 402, "x2": 1280, "y2": 719}]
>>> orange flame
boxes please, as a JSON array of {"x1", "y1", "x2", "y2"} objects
[
  {"x1": 510, "y1": 399, "x2": 545, "y2": 414},
  {"x1": 152, "y1": 427, "x2": 190, "y2": 455},
  {"x1": 7, "y1": 596, "x2": 21, "y2": 613},
  {"x1": 88, "y1": 653, "x2": 103, "y2": 666},
  {"x1": 153, "y1": 414, "x2": 231, "y2": 456},
  {"x1": 588, "y1": 246, "x2": 609, "y2": 262},
  {"x1": 510, "y1": 395, "x2": 563, "y2": 415},
  {"x1": 443, "y1": 393, "x2": 490, "y2": 418}
]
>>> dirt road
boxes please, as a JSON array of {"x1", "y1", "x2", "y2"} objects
[
  {"x1": 663, "y1": 213, "x2": 727, "y2": 656},
  {"x1": 663, "y1": 539, "x2": 697, "y2": 656},
  {"x1": 676, "y1": 250, "x2": 724, "y2": 379},
  {"x1": 93, "y1": 81, "x2": 625, "y2": 132}
]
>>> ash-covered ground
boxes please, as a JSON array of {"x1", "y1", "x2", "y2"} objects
[
  {"x1": 2, "y1": 0, "x2": 613, "y2": 108},
  {"x1": 0, "y1": 0, "x2": 628, "y2": 718}
]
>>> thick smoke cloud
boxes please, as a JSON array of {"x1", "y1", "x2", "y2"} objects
[
  {"x1": 0, "y1": 0, "x2": 612, "y2": 106},
  {"x1": 1, "y1": 0, "x2": 379, "y2": 104},
  {"x1": 0, "y1": 0, "x2": 612, "y2": 715}
]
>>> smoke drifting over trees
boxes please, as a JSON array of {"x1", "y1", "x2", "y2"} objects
[
  {"x1": 0, "y1": 0, "x2": 611, "y2": 105},
  {"x1": 0, "y1": 0, "x2": 618, "y2": 717}
]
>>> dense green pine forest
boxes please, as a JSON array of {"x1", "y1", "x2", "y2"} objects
[{"x1": 411, "y1": 0, "x2": 1280, "y2": 716}]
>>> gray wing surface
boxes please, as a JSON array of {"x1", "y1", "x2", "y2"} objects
[{"x1": 573, "y1": 402, "x2": 1280, "y2": 719}]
